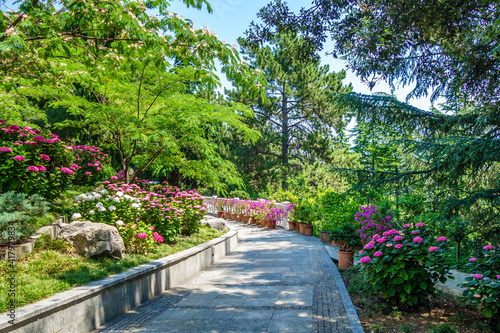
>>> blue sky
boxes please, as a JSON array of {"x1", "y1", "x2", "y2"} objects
[{"x1": 167, "y1": 0, "x2": 442, "y2": 112}]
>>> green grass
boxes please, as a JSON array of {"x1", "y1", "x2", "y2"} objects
[{"x1": 0, "y1": 225, "x2": 225, "y2": 312}]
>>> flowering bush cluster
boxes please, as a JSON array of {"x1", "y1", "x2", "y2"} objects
[
  {"x1": 357, "y1": 222, "x2": 453, "y2": 307},
  {"x1": 70, "y1": 145, "x2": 111, "y2": 186},
  {"x1": 72, "y1": 181, "x2": 207, "y2": 253},
  {"x1": 460, "y1": 244, "x2": 500, "y2": 328},
  {"x1": 355, "y1": 204, "x2": 394, "y2": 240},
  {"x1": 0, "y1": 121, "x2": 74, "y2": 199}
]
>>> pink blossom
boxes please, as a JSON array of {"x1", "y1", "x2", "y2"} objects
[
  {"x1": 360, "y1": 256, "x2": 372, "y2": 263},
  {"x1": 364, "y1": 243, "x2": 375, "y2": 249},
  {"x1": 40, "y1": 154, "x2": 50, "y2": 161},
  {"x1": 359, "y1": 250, "x2": 364, "y2": 254},
  {"x1": 437, "y1": 237, "x2": 447, "y2": 242},
  {"x1": 472, "y1": 274, "x2": 483, "y2": 279},
  {"x1": 483, "y1": 245, "x2": 494, "y2": 250},
  {"x1": 13, "y1": 155, "x2": 25, "y2": 161},
  {"x1": 111, "y1": 176, "x2": 118, "y2": 180},
  {"x1": 0, "y1": 119, "x2": 4, "y2": 125},
  {"x1": 37, "y1": 165, "x2": 47, "y2": 171},
  {"x1": 376, "y1": 238, "x2": 387, "y2": 243},
  {"x1": 149, "y1": 226, "x2": 155, "y2": 230},
  {"x1": 411, "y1": 231, "x2": 420, "y2": 234},
  {"x1": 137, "y1": 233, "x2": 147, "y2": 239},
  {"x1": 373, "y1": 251, "x2": 383, "y2": 257},
  {"x1": 496, "y1": 275, "x2": 500, "y2": 279},
  {"x1": 469, "y1": 257, "x2": 477, "y2": 262},
  {"x1": 27, "y1": 166, "x2": 39, "y2": 172},
  {"x1": 403, "y1": 224, "x2": 411, "y2": 228},
  {"x1": 395, "y1": 244, "x2": 404, "y2": 249},
  {"x1": 413, "y1": 236, "x2": 423, "y2": 243},
  {"x1": 393, "y1": 236, "x2": 403, "y2": 241},
  {"x1": 85, "y1": 171, "x2": 92, "y2": 175},
  {"x1": 0, "y1": 147, "x2": 13, "y2": 153},
  {"x1": 96, "y1": 167, "x2": 102, "y2": 171},
  {"x1": 415, "y1": 223, "x2": 426, "y2": 227},
  {"x1": 386, "y1": 243, "x2": 393, "y2": 247},
  {"x1": 103, "y1": 181, "x2": 110, "y2": 184},
  {"x1": 428, "y1": 246, "x2": 438, "y2": 252},
  {"x1": 474, "y1": 294, "x2": 481, "y2": 298},
  {"x1": 33, "y1": 135, "x2": 45, "y2": 142}
]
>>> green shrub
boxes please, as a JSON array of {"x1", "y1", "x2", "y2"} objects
[
  {"x1": 429, "y1": 324, "x2": 457, "y2": 333},
  {"x1": 459, "y1": 243, "x2": 500, "y2": 331},
  {"x1": 34, "y1": 233, "x2": 71, "y2": 253},
  {"x1": 0, "y1": 191, "x2": 51, "y2": 245},
  {"x1": 357, "y1": 222, "x2": 453, "y2": 307}
]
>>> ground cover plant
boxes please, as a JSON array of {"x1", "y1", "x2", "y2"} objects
[{"x1": 0, "y1": 225, "x2": 225, "y2": 312}]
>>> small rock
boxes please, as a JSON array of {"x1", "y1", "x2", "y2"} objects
[
  {"x1": 200, "y1": 217, "x2": 228, "y2": 231},
  {"x1": 59, "y1": 221, "x2": 125, "y2": 259}
]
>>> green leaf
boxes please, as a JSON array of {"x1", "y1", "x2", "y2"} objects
[
  {"x1": 404, "y1": 284, "x2": 411, "y2": 294},
  {"x1": 419, "y1": 281, "x2": 427, "y2": 290},
  {"x1": 388, "y1": 287, "x2": 396, "y2": 297}
]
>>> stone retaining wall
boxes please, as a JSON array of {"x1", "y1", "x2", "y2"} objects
[{"x1": 0, "y1": 227, "x2": 238, "y2": 333}]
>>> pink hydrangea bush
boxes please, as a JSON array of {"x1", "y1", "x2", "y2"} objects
[
  {"x1": 460, "y1": 244, "x2": 500, "y2": 330},
  {"x1": 356, "y1": 222, "x2": 453, "y2": 307},
  {"x1": 0, "y1": 121, "x2": 74, "y2": 199},
  {"x1": 70, "y1": 145, "x2": 112, "y2": 186}
]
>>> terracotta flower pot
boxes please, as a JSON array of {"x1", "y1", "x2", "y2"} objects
[
  {"x1": 338, "y1": 250, "x2": 355, "y2": 270},
  {"x1": 267, "y1": 220, "x2": 276, "y2": 229},
  {"x1": 288, "y1": 220, "x2": 297, "y2": 231},
  {"x1": 331, "y1": 239, "x2": 346, "y2": 248},
  {"x1": 217, "y1": 211, "x2": 224, "y2": 218},
  {"x1": 261, "y1": 219, "x2": 267, "y2": 227},
  {"x1": 299, "y1": 223, "x2": 306, "y2": 235},
  {"x1": 224, "y1": 212, "x2": 231, "y2": 219},
  {"x1": 230, "y1": 213, "x2": 238, "y2": 221},
  {"x1": 320, "y1": 231, "x2": 329, "y2": 242},
  {"x1": 303, "y1": 224, "x2": 313, "y2": 236}
]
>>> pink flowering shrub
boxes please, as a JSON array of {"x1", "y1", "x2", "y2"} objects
[
  {"x1": 117, "y1": 222, "x2": 159, "y2": 254},
  {"x1": 460, "y1": 244, "x2": 500, "y2": 329},
  {"x1": 70, "y1": 145, "x2": 112, "y2": 186},
  {"x1": 355, "y1": 203, "x2": 394, "y2": 240},
  {"x1": 356, "y1": 223, "x2": 453, "y2": 307},
  {"x1": 0, "y1": 121, "x2": 74, "y2": 199}
]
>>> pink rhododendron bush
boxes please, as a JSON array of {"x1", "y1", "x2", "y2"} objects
[
  {"x1": 356, "y1": 222, "x2": 453, "y2": 307},
  {"x1": 460, "y1": 244, "x2": 500, "y2": 329},
  {"x1": 70, "y1": 145, "x2": 112, "y2": 186},
  {"x1": 72, "y1": 181, "x2": 207, "y2": 254},
  {"x1": 0, "y1": 121, "x2": 73, "y2": 199}
]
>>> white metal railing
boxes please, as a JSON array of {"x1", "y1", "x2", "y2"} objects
[{"x1": 203, "y1": 196, "x2": 290, "y2": 229}]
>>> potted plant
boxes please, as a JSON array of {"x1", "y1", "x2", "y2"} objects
[
  {"x1": 335, "y1": 224, "x2": 361, "y2": 269},
  {"x1": 223, "y1": 199, "x2": 231, "y2": 219},
  {"x1": 229, "y1": 198, "x2": 239, "y2": 220},
  {"x1": 214, "y1": 199, "x2": 224, "y2": 218},
  {"x1": 265, "y1": 206, "x2": 282, "y2": 229},
  {"x1": 285, "y1": 203, "x2": 296, "y2": 231}
]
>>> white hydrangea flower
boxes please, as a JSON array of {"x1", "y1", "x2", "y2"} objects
[
  {"x1": 133, "y1": 198, "x2": 140, "y2": 203},
  {"x1": 95, "y1": 202, "x2": 104, "y2": 208},
  {"x1": 124, "y1": 194, "x2": 132, "y2": 201},
  {"x1": 116, "y1": 220, "x2": 124, "y2": 226},
  {"x1": 89, "y1": 210, "x2": 95, "y2": 215},
  {"x1": 100, "y1": 189, "x2": 109, "y2": 195},
  {"x1": 108, "y1": 205, "x2": 116, "y2": 211},
  {"x1": 71, "y1": 213, "x2": 82, "y2": 220},
  {"x1": 116, "y1": 191, "x2": 124, "y2": 197},
  {"x1": 113, "y1": 197, "x2": 120, "y2": 203},
  {"x1": 98, "y1": 206, "x2": 106, "y2": 212},
  {"x1": 131, "y1": 203, "x2": 140, "y2": 208}
]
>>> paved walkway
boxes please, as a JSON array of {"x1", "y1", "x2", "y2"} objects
[{"x1": 93, "y1": 222, "x2": 363, "y2": 333}]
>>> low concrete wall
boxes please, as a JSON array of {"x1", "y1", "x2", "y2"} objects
[
  {"x1": 2, "y1": 216, "x2": 67, "y2": 261},
  {"x1": 0, "y1": 227, "x2": 238, "y2": 333}
]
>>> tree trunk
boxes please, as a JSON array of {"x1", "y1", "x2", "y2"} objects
[{"x1": 281, "y1": 91, "x2": 289, "y2": 189}]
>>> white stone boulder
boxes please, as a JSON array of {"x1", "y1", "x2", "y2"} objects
[
  {"x1": 200, "y1": 216, "x2": 228, "y2": 231},
  {"x1": 59, "y1": 221, "x2": 125, "y2": 259}
]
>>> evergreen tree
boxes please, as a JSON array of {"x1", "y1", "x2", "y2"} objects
[{"x1": 229, "y1": 22, "x2": 351, "y2": 189}]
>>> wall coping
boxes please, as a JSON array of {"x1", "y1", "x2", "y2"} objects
[{"x1": 0, "y1": 226, "x2": 237, "y2": 331}]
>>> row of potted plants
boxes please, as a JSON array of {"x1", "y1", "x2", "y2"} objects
[{"x1": 214, "y1": 198, "x2": 291, "y2": 229}]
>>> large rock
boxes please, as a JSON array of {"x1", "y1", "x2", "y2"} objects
[
  {"x1": 59, "y1": 221, "x2": 125, "y2": 259},
  {"x1": 200, "y1": 216, "x2": 228, "y2": 231}
]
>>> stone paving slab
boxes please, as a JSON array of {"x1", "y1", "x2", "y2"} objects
[{"x1": 93, "y1": 222, "x2": 363, "y2": 333}]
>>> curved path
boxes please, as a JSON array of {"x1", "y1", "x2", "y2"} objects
[{"x1": 93, "y1": 221, "x2": 363, "y2": 333}]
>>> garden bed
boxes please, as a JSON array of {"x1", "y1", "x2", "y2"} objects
[
  {"x1": 0, "y1": 225, "x2": 226, "y2": 313},
  {"x1": 340, "y1": 268, "x2": 491, "y2": 332}
]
